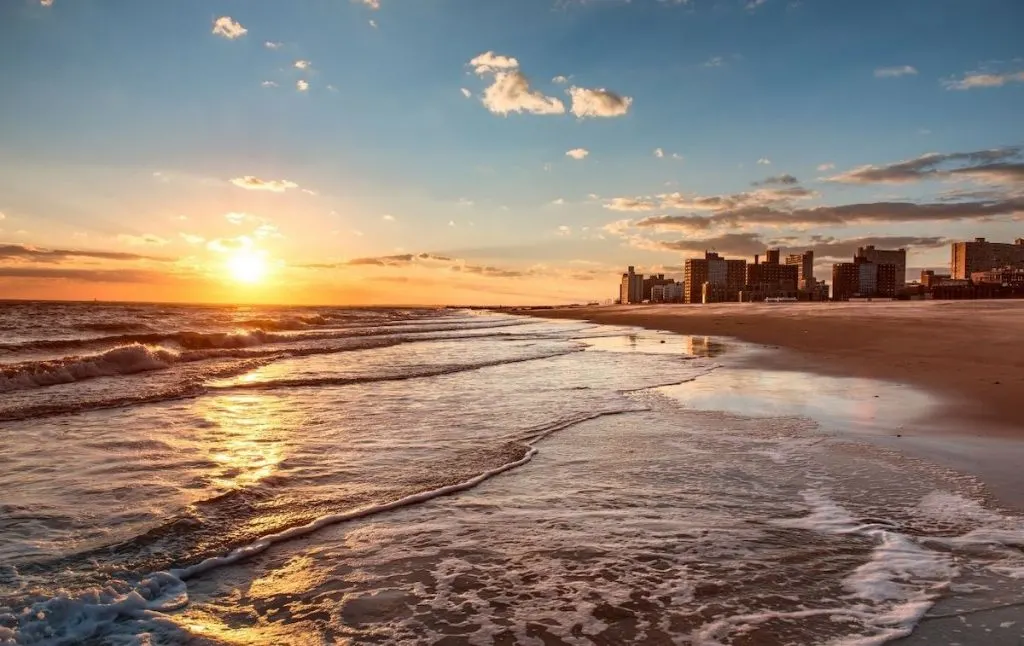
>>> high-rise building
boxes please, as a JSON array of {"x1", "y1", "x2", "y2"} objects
[
  {"x1": 642, "y1": 273, "x2": 674, "y2": 301},
  {"x1": 684, "y1": 252, "x2": 745, "y2": 303},
  {"x1": 747, "y1": 250, "x2": 798, "y2": 295},
  {"x1": 619, "y1": 266, "x2": 644, "y2": 304},
  {"x1": 785, "y1": 251, "x2": 815, "y2": 289},
  {"x1": 951, "y1": 238, "x2": 1024, "y2": 279},
  {"x1": 832, "y1": 257, "x2": 897, "y2": 300},
  {"x1": 857, "y1": 245, "x2": 907, "y2": 287}
]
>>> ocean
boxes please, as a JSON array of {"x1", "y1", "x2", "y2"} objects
[{"x1": 0, "y1": 302, "x2": 1022, "y2": 645}]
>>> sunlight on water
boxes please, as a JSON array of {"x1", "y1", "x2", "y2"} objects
[{"x1": 197, "y1": 395, "x2": 285, "y2": 490}]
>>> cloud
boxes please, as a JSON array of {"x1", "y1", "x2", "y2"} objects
[
  {"x1": 632, "y1": 197, "x2": 1024, "y2": 232},
  {"x1": 746, "y1": 0, "x2": 768, "y2": 9},
  {"x1": 265, "y1": 41, "x2": 282, "y2": 49},
  {"x1": 481, "y1": 70, "x2": 566, "y2": 115},
  {"x1": 753, "y1": 174, "x2": 799, "y2": 186},
  {"x1": 757, "y1": 158, "x2": 772, "y2": 165},
  {"x1": 567, "y1": 86, "x2": 632, "y2": 118},
  {"x1": 703, "y1": 56, "x2": 726, "y2": 68},
  {"x1": 344, "y1": 253, "x2": 452, "y2": 267},
  {"x1": 566, "y1": 148, "x2": 590, "y2": 160},
  {"x1": 357, "y1": 0, "x2": 381, "y2": 9},
  {"x1": 551, "y1": 198, "x2": 566, "y2": 205},
  {"x1": 382, "y1": 214, "x2": 395, "y2": 221},
  {"x1": 825, "y1": 147, "x2": 1021, "y2": 185},
  {"x1": 654, "y1": 148, "x2": 665, "y2": 158},
  {"x1": 212, "y1": 16, "x2": 247, "y2": 40},
  {"x1": 0, "y1": 244, "x2": 172, "y2": 263},
  {"x1": 0, "y1": 267, "x2": 176, "y2": 284},
  {"x1": 117, "y1": 234, "x2": 169, "y2": 246},
  {"x1": 179, "y1": 233, "x2": 205, "y2": 245},
  {"x1": 296, "y1": 80, "x2": 309, "y2": 92},
  {"x1": 944, "y1": 70, "x2": 1024, "y2": 90},
  {"x1": 230, "y1": 176, "x2": 300, "y2": 192},
  {"x1": 469, "y1": 51, "x2": 521, "y2": 76},
  {"x1": 874, "y1": 65, "x2": 918, "y2": 78},
  {"x1": 294, "y1": 60, "x2": 312, "y2": 70},
  {"x1": 460, "y1": 88, "x2": 472, "y2": 98},
  {"x1": 224, "y1": 212, "x2": 252, "y2": 225},
  {"x1": 0, "y1": 212, "x2": 5, "y2": 221},
  {"x1": 817, "y1": 162, "x2": 835, "y2": 171},
  {"x1": 369, "y1": 19, "x2": 378, "y2": 28},
  {"x1": 207, "y1": 236, "x2": 253, "y2": 254},
  {"x1": 552, "y1": 75, "x2": 569, "y2": 84},
  {"x1": 40, "y1": 0, "x2": 54, "y2": 6},
  {"x1": 261, "y1": 81, "x2": 278, "y2": 88},
  {"x1": 557, "y1": 225, "x2": 571, "y2": 236},
  {"x1": 641, "y1": 233, "x2": 947, "y2": 259},
  {"x1": 605, "y1": 186, "x2": 815, "y2": 214}
]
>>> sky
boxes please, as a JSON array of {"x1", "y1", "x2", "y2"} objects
[{"x1": 0, "y1": 0, "x2": 1022, "y2": 305}]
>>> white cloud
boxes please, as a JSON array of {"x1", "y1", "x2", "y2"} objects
[
  {"x1": 224, "y1": 212, "x2": 251, "y2": 225},
  {"x1": 567, "y1": 86, "x2": 632, "y2": 119},
  {"x1": 118, "y1": 233, "x2": 168, "y2": 246},
  {"x1": 460, "y1": 88, "x2": 472, "y2": 98},
  {"x1": 457, "y1": 198, "x2": 475, "y2": 207},
  {"x1": 469, "y1": 51, "x2": 520, "y2": 76},
  {"x1": 943, "y1": 70, "x2": 1024, "y2": 90},
  {"x1": 817, "y1": 162, "x2": 835, "y2": 171},
  {"x1": 212, "y1": 16, "x2": 247, "y2": 40},
  {"x1": 254, "y1": 223, "x2": 281, "y2": 239},
  {"x1": 703, "y1": 56, "x2": 725, "y2": 68},
  {"x1": 557, "y1": 225, "x2": 571, "y2": 236},
  {"x1": 261, "y1": 81, "x2": 278, "y2": 88},
  {"x1": 746, "y1": 0, "x2": 768, "y2": 9},
  {"x1": 369, "y1": 19, "x2": 378, "y2": 28},
  {"x1": 0, "y1": 211, "x2": 5, "y2": 221},
  {"x1": 481, "y1": 70, "x2": 565, "y2": 116},
  {"x1": 265, "y1": 41, "x2": 282, "y2": 50},
  {"x1": 230, "y1": 176, "x2": 299, "y2": 192},
  {"x1": 449, "y1": 220, "x2": 456, "y2": 226},
  {"x1": 552, "y1": 75, "x2": 569, "y2": 84},
  {"x1": 297, "y1": 79, "x2": 309, "y2": 92},
  {"x1": 874, "y1": 65, "x2": 918, "y2": 78},
  {"x1": 294, "y1": 60, "x2": 312, "y2": 70},
  {"x1": 179, "y1": 233, "x2": 205, "y2": 245},
  {"x1": 357, "y1": 0, "x2": 381, "y2": 8},
  {"x1": 672, "y1": 153, "x2": 684, "y2": 160},
  {"x1": 566, "y1": 148, "x2": 590, "y2": 160},
  {"x1": 757, "y1": 158, "x2": 772, "y2": 165},
  {"x1": 40, "y1": 0, "x2": 54, "y2": 6},
  {"x1": 551, "y1": 198, "x2": 566, "y2": 205},
  {"x1": 654, "y1": 148, "x2": 665, "y2": 158},
  {"x1": 382, "y1": 214, "x2": 395, "y2": 221}
]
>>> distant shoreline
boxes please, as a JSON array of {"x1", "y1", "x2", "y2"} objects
[{"x1": 515, "y1": 300, "x2": 1024, "y2": 437}]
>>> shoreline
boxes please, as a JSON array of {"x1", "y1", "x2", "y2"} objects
[{"x1": 516, "y1": 300, "x2": 1024, "y2": 436}]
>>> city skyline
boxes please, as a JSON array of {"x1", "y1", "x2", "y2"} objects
[{"x1": 1, "y1": 0, "x2": 1023, "y2": 304}]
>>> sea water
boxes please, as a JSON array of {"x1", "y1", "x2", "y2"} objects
[{"x1": 0, "y1": 302, "x2": 1021, "y2": 645}]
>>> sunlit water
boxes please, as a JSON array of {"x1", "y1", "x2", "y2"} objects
[{"x1": 0, "y1": 302, "x2": 1021, "y2": 645}]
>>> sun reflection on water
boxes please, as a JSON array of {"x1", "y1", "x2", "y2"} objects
[{"x1": 195, "y1": 394, "x2": 285, "y2": 490}]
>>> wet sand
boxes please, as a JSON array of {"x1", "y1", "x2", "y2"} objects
[{"x1": 521, "y1": 301, "x2": 1024, "y2": 435}]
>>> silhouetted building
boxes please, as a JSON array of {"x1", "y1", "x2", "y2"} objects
[
  {"x1": 951, "y1": 238, "x2": 1024, "y2": 279},
  {"x1": 743, "y1": 249, "x2": 798, "y2": 301},
  {"x1": 620, "y1": 266, "x2": 644, "y2": 304},
  {"x1": 684, "y1": 252, "x2": 745, "y2": 304},
  {"x1": 858, "y1": 245, "x2": 907, "y2": 287},
  {"x1": 642, "y1": 273, "x2": 675, "y2": 301},
  {"x1": 785, "y1": 251, "x2": 815, "y2": 289},
  {"x1": 664, "y1": 282, "x2": 684, "y2": 303}
]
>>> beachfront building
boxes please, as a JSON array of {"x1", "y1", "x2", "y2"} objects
[
  {"x1": 972, "y1": 267, "x2": 1024, "y2": 288},
  {"x1": 951, "y1": 238, "x2": 1024, "y2": 279},
  {"x1": 857, "y1": 245, "x2": 907, "y2": 287},
  {"x1": 684, "y1": 252, "x2": 745, "y2": 304},
  {"x1": 745, "y1": 249, "x2": 799, "y2": 301},
  {"x1": 785, "y1": 251, "x2": 815, "y2": 289},
  {"x1": 664, "y1": 282, "x2": 684, "y2": 303},
  {"x1": 620, "y1": 266, "x2": 644, "y2": 304},
  {"x1": 832, "y1": 257, "x2": 897, "y2": 300},
  {"x1": 643, "y1": 273, "x2": 675, "y2": 301}
]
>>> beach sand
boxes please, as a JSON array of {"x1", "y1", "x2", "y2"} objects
[{"x1": 521, "y1": 300, "x2": 1024, "y2": 434}]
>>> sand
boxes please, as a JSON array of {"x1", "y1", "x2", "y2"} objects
[{"x1": 520, "y1": 300, "x2": 1024, "y2": 435}]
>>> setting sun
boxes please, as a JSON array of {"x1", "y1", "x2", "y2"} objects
[{"x1": 227, "y1": 250, "x2": 268, "y2": 284}]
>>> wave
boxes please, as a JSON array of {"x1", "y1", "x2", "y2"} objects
[
  {"x1": 0, "y1": 409, "x2": 637, "y2": 646},
  {"x1": 74, "y1": 322, "x2": 155, "y2": 333},
  {"x1": 0, "y1": 345, "x2": 179, "y2": 393}
]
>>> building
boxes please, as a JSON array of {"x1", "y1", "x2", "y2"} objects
[
  {"x1": 832, "y1": 257, "x2": 897, "y2": 300},
  {"x1": 951, "y1": 238, "x2": 1024, "y2": 279},
  {"x1": 785, "y1": 251, "x2": 815, "y2": 289},
  {"x1": 857, "y1": 245, "x2": 907, "y2": 287},
  {"x1": 650, "y1": 284, "x2": 666, "y2": 303},
  {"x1": 642, "y1": 273, "x2": 675, "y2": 301},
  {"x1": 746, "y1": 250, "x2": 799, "y2": 296},
  {"x1": 664, "y1": 282, "x2": 684, "y2": 303},
  {"x1": 684, "y1": 252, "x2": 745, "y2": 304},
  {"x1": 972, "y1": 267, "x2": 1024, "y2": 288},
  {"x1": 619, "y1": 266, "x2": 644, "y2": 304}
]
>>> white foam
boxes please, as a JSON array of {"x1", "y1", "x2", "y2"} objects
[{"x1": 0, "y1": 345, "x2": 177, "y2": 393}]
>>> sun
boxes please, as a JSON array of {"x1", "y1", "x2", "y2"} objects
[{"x1": 226, "y1": 250, "x2": 268, "y2": 284}]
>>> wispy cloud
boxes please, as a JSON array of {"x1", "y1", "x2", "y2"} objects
[
  {"x1": 566, "y1": 148, "x2": 590, "y2": 160},
  {"x1": 943, "y1": 70, "x2": 1024, "y2": 90},
  {"x1": 702, "y1": 56, "x2": 726, "y2": 68},
  {"x1": 230, "y1": 176, "x2": 300, "y2": 192},
  {"x1": 874, "y1": 65, "x2": 918, "y2": 78},
  {"x1": 212, "y1": 16, "x2": 247, "y2": 40},
  {"x1": 117, "y1": 234, "x2": 169, "y2": 246},
  {"x1": 654, "y1": 148, "x2": 665, "y2": 158},
  {"x1": 382, "y1": 214, "x2": 396, "y2": 221},
  {"x1": 460, "y1": 88, "x2": 472, "y2": 98},
  {"x1": 817, "y1": 162, "x2": 835, "y2": 171},
  {"x1": 261, "y1": 81, "x2": 278, "y2": 88},
  {"x1": 0, "y1": 244, "x2": 172, "y2": 263},
  {"x1": 356, "y1": 0, "x2": 381, "y2": 9},
  {"x1": 753, "y1": 174, "x2": 799, "y2": 186},
  {"x1": 179, "y1": 233, "x2": 205, "y2": 245},
  {"x1": 567, "y1": 86, "x2": 632, "y2": 118},
  {"x1": 552, "y1": 75, "x2": 569, "y2": 84},
  {"x1": 297, "y1": 80, "x2": 309, "y2": 92},
  {"x1": 757, "y1": 158, "x2": 772, "y2": 165},
  {"x1": 265, "y1": 41, "x2": 282, "y2": 50},
  {"x1": 825, "y1": 147, "x2": 1022, "y2": 184}
]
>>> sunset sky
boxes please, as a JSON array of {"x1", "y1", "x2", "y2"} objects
[{"x1": 1, "y1": 0, "x2": 1022, "y2": 305}]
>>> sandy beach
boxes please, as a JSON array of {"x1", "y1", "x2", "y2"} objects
[{"x1": 522, "y1": 300, "x2": 1024, "y2": 435}]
